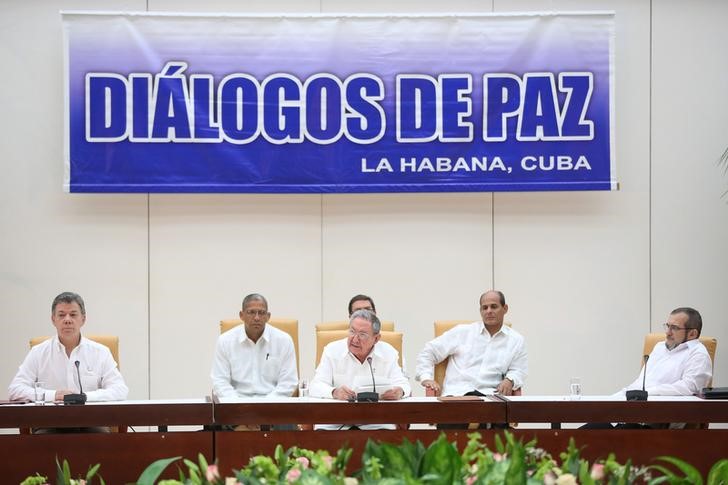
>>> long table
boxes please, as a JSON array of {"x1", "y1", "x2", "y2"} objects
[{"x1": 1, "y1": 396, "x2": 726, "y2": 483}]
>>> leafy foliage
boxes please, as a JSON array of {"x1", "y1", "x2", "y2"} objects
[{"x1": 21, "y1": 433, "x2": 726, "y2": 484}]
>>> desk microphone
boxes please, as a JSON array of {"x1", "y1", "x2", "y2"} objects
[
  {"x1": 64, "y1": 360, "x2": 87, "y2": 405},
  {"x1": 356, "y1": 357, "x2": 379, "y2": 402},
  {"x1": 626, "y1": 355, "x2": 649, "y2": 402}
]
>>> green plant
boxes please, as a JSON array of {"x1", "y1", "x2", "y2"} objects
[{"x1": 23, "y1": 433, "x2": 727, "y2": 484}]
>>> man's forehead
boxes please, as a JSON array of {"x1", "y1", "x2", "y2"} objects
[
  {"x1": 55, "y1": 302, "x2": 81, "y2": 313},
  {"x1": 481, "y1": 293, "x2": 501, "y2": 305},
  {"x1": 350, "y1": 317, "x2": 373, "y2": 330},
  {"x1": 668, "y1": 312, "x2": 688, "y2": 324},
  {"x1": 244, "y1": 300, "x2": 268, "y2": 310}
]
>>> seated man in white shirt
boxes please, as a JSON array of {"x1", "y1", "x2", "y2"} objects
[
  {"x1": 310, "y1": 309, "x2": 410, "y2": 430},
  {"x1": 211, "y1": 293, "x2": 298, "y2": 399},
  {"x1": 8, "y1": 292, "x2": 128, "y2": 432},
  {"x1": 415, "y1": 290, "x2": 527, "y2": 428},
  {"x1": 585, "y1": 307, "x2": 712, "y2": 430},
  {"x1": 211, "y1": 293, "x2": 298, "y2": 431}
]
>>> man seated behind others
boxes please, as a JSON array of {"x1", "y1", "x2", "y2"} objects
[
  {"x1": 416, "y1": 290, "x2": 527, "y2": 397},
  {"x1": 584, "y1": 307, "x2": 712, "y2": 430},
  {"x1": 8, "y1": 292, "x2": 129, "y2": 403},
  {"x1": 211, "y1": 293, "x2": 298, "y2": 399},
  {"x1": 348, "y1": 294, "x2": 376, "y2": 316},
  {"x1": 310, "y1": 309, "x2": 410, "y2": 430}
]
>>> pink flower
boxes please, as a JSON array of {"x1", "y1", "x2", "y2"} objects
[
  {"x1": 206, "y1": 464, "x2": 220, "y2": 481},
  {"x1": 493, "y1": 453, "x2": 504, "y2": 462},
  {"x1": 322, "y1": 455, "x2": 333, "y2": 470},
  {"x1": 591, "y1": 463, "x2": 605, "y2": 480},
  {"x1": 286, "y1": 468, "x2": 302, "y2": 482},
  {"x1": 296, "y1": 456, "x2": 310, "y2": 469},
  {"x1": 466, "y1": 476, "x2": 477, "y2": 485}
]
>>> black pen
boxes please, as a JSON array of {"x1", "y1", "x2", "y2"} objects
[{"x1": 266, "y1": 353, "x2": 269, "y2": 361}]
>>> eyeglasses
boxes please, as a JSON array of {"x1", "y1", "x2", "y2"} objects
[
  {"x1": 663, "y1": 323, "x2": 692, "y2": 332},
  {"x1": 348, "y1": 329, "x2": 373, "y2": 341},
  {"x1": 244, "y1": 310, "x2": 268, "y2": 317}
]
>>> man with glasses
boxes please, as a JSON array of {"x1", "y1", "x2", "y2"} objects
[
  {"x1": 620, "y1": 307, "x2": 712, "y2": 397},
  {"x1": 583, "y1": 307, "x2": 712, "y2": 430},
  {"x1": 309, "y1": 309, "x2": 410, "y2": 429},
  {"x1": 211, "y1": 293, "x2": 297, "y2": 399}
]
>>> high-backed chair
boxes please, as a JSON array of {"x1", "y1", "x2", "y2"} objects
[
  {"x1": 30, "y1": 335, "x2": 120, "y2": 368},
  {"x1": 315, "y1": 329, "x2": 403, "y2": 367},
  {"x1": 219, "y1": 318, "x2": 300, "y2": 376},
  {"x1": 642, "y1": 332, "x2": 717, "y2": 386},
  {"x1": 315, "y1": 320, "x2": 395, "y2": 332},
  {"x1": 26, "y1": 335, "x2": 124, "y2": 433},
  {"x1": 643, "y1": 332, "x2": 717, "y2": 429},
  {"x1": 427, "y1": 320, "x2": 518, "y2": 397}
]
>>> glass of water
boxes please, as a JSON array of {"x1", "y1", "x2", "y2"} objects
[
  {"x1": 298, "y1": 378, "x2": 309, "y2": 398},
  {"x1": 569, "y1": 377, "x2": 582, "y2": 400},
  {"x1": 34, "y1": 382, "x2": 45, "y2": 405}
]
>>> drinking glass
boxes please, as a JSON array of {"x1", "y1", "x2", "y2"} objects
[
  {"x1": 34, "y1": 382, "x2": 45, "y2": 405},
  {"x1": 298, "y1": 378, "x2": 309, "y2": 398},
  {"x1": 569, "y1": 377, "x2": 582, "y2": 400}
]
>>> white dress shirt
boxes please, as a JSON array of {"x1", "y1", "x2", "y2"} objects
[
  {"x1": 211, "y1": 324, "x2": 298, "y2": 398},
  {"x1": 310, "y1": 338, "x2": 411, "y2": 430},
  {"x1": 620, "y1": 339, "x2": 712, "y2": 396},
  {"x1": 8, "y1": 335, "x2": 128, "y2": 402},
  {"x1": 416, "y1": 321, "x2": 527, "y2": 396}
]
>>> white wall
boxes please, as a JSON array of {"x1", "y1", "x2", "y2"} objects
[{"x1": 1, "y1": 0, "x2": 726, "y2": 402}]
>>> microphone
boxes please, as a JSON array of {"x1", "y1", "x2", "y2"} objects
[
  {"x1": 64, "y1": 360, "x2": 87, "y2": 405},
  {"x1": 356, "y1": 357, "x2": 379, "y2": 402},
  {"x1": 626, "y1": 355, "x2": 649, "y2": 401}
]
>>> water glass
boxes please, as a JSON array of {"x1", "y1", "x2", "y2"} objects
[
  {"x1": 569, "y1": 377, "x2": 582, "y2": 400},
  {"x1": 298, "y1": 378, "x2": 309, "y2": 397},
  {"x1": 34, "y1": 382, "x2": 45, "y2": 405}
]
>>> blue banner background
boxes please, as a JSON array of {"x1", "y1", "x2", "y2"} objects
[{"x1": 64, "y1": 12, "x2": 616, "y2": 193}]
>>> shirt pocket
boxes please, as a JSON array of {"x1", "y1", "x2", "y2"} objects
[
  {"x1": 80, "y1": 369, "x2": 100, "y2": 392},
  {"x1": 261, "y1": 356, "x2": 283, "y2": 382}
]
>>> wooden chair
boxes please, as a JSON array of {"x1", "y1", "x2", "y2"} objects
[
  {"x1": 315, "y1": 320, "x2": 395, "y2": 332},
  {"x1": 642, "y1": 332, "x2": 717, "y2": 429},
  {"x1": 315, "y1": 329, "x2": 403, "y2": 367},
  {"x1": 26, "y1": 335, "x2": 124, "y2": 433},
  {"x1": 220, "y1": 318, "x2": 300, "y2": 392}
]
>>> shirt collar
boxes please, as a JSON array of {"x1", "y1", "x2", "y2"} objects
[
  {"x1": 238, "y1": 324, "x2": 270, "y2": 344},
  {"x1": 479, "y1": 322, "x2": 510, "y2": 338}
]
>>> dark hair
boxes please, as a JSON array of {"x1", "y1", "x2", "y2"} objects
[
  {"x1": 52, "y1": 292, "x2": 86, "y2": 316},
  {"x1": 480, "y1": 290, "x2": 506, "y2": 306},
  {"x1": 348, "y1": 294, "x2": 376, "y2": 316},
  {"x1": 671, "y1": 307, "x2": 702, "y2": 336},
  {"x1": 242, "y1": 293, "x2": 268, "y2": 311},
  {"x1": 349, "y1": 309, "x2": 381, "y2": 334}
]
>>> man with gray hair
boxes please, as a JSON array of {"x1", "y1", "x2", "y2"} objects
[
  {"x1": 211, "y1": 293, "x2": 297, "y2": 398},
  {"x1": 8, "y1": 291, "x2": 128, "y2": 403},
  {"x1": 310, "y1": 309, "x2": 410, "y2": 429}
]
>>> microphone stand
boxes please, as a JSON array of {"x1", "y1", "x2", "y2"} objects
[
  {"x1": 64, "y1": 360, "x2": 87, "y2": 405},
  {"x1": 356, "y1": 357, "x2": 379, "y2": 402},
  {"x1": 626, "y1": 355, "x2": 649, "y2": 401}
]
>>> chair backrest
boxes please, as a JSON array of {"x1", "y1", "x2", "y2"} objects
[
  {"x1": 432, "y1": 320, "x2": 513, "y2": 389},
  {"x1": 30, "y1": 335, "x2": 120, "y2": 368},
  {"x1": 220, "y1": 318, "x2": 300, "y2": 375},
  {"x1": 642, "y1": 332, "x2": 717, "y2": 386},
  {"x1": 315, "y1": 320, "x2": 395, "y2": 332},
  {"x1": 432, "y1": 321, "x2": 471, "y2": 387},
  {"x1": 315, "y1": 329, "x2": 403, "y2": 367}
]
